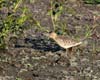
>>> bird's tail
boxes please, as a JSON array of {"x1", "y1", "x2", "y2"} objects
[{"x1": 80, "y1": 38, "x2": 88, "y2": 47}]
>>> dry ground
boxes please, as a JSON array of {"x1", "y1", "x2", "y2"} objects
[{"x1": 0, "y1": 0, "x2": 100, "y2": 80}]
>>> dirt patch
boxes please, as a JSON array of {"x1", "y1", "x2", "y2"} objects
[{"x1": 0, "y1": 0, "x2": 100, "y2": 80}]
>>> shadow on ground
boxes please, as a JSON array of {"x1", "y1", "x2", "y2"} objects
[{"x1": 14, "y1": 37, "x2": 65, "y2": 52}]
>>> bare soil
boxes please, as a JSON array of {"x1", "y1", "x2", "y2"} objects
[{"x1": 0, "y1": 0, "x2": 100, "y2": 80}]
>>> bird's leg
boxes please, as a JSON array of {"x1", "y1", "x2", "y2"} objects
[
  {"x1": 62, "y1": 49, "x2": 70, "y2": 58},
  {"x1": 61, "y1": 48, "x2": 73, "y2": 58},
  {"x1": 67, "y1": 47, "x2": 74, "y2": 58},
  {"x1": 68, "y1": 47, "x2": 73, "y2": 53},
  {"x1": 65, "y1": 49, "x2": 69, "y2": 57},
  {"x1": 68, "y1": 47, "x2": 73, "y2": 58}
]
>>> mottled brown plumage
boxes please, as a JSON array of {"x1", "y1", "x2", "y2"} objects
[{"x1": 49, "y1": 32, "x2": 82, "y2": 49}]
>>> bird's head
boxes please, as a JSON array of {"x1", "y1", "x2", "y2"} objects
[{"x1": 49, "y1": 32, "x2": 57, "y2": 39}]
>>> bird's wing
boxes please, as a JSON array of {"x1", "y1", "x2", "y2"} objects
[{"x1": 55, "y1": 36, "x2": 81, "y2": 48}]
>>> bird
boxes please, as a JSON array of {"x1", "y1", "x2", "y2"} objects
[
  {"x1": 49, "y1": 32, "x2": 82, "y2": 48},
  {"x1": 45, "y1": 32, "x2": 82, "y2": 56}
]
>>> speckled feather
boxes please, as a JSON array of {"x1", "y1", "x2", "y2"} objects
[{"x1": 49, "y1": 32, "x2": 82, "y2": 49}]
